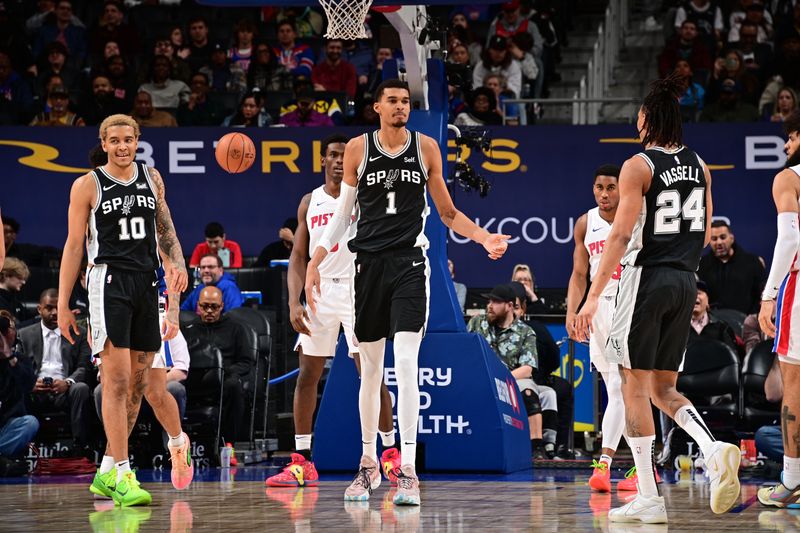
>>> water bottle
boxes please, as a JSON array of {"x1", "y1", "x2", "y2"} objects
[
  {"x1": 193, "y1": 266, "x2": 201, "y2": 288},
  {"x1": 346, "y1": 99, "x2": 356, "y2": 119}
]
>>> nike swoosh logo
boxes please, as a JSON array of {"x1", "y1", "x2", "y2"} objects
[
  {"x1": 591, "y1": 227, "x2": 602, "y2": 232},
  {"x1": 103, "y1": 184, "x2": 116, "y2": 191},
  {"x1": 369, "y1": 156, "x2": 382, "y2": 161},
  {"x1": 316, "y1": 202, "x2": 327, "y2": 206},
  {"x1": 152, "y1": 281, "x2": 159, "y2": 286},
  {"x1": 412, "y1": 261, "x2": 424, "y2": 267}
]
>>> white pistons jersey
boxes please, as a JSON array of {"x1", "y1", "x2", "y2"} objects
[
  {"x1": 584, "y1": 207, "x2": 621, "y2": 298},
  {"x1": 792, "y1": 163, "x2": 800, "y2": 272},
  {"x1": 307, "y1": 185, "x2": 355, "y2": 279}
]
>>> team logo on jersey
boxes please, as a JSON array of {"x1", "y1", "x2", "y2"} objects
[
  {"x1": 384, "y1": 169, "x2": 398, "y2": 190},
  {"x1": 136, "y1": 182, "x2": 148, "y2": 190},
  {"x1": 610, "y1": 338, "x2": 622, "y2": 357},
  {"x1": 121, "y1": 195, "x2": 135, "y2": 215}
]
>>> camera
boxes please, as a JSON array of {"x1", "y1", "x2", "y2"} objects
[
  {"x1": 449, "y1": 127, "x2": 492, "y2": 198},
  {"x1": 43, "y1": 377, "x2": 53, "y2": 387}
]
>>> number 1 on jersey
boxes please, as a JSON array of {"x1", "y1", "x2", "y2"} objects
[{"x1": 386, "y1": 191, "x2": 397, "y2": 215}]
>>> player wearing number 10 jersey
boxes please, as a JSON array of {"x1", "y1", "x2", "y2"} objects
[{"x1": 575, "y1": 75, "x2": 740, "y2": 523}]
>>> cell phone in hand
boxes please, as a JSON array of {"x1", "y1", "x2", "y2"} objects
[{"x1": 43, "y1": 377, "x2": 53, "y2": 387}]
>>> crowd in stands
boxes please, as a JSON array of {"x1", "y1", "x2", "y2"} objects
[
  {"x1": 0, "y1": 0, "x2": 575, "y2": 129},
  {"x1": 658, "y1": 0, "x2": 800, "y2": 122}
]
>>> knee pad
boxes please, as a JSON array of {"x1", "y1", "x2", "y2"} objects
[{"x1": 523, "y1": 389, "x2": 542, "y2": 415}]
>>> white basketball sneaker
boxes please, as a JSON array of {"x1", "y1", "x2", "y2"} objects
[
  {"x1": 705, "y1": 441, "x2": 741, "y2": 514},
  {"x1": 608, "y1": 494, "x2": 668, "y2": 524}
]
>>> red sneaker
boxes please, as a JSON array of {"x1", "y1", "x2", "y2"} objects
[
  {"x1": 265, "y1": 453, "x2": 320, "y2": 487},
  {"x1": 617, "y1": 466, "x2": 662, "y2": 491},
  {"x1": 226, "y1": 443, "x2": 238, "y2": 467},
  {"x1": 380, "y1": 448, "x2": 402, "y2": 486},
  {"x1": 588, "y1": 460, "x2": 611, "y2": 493}
]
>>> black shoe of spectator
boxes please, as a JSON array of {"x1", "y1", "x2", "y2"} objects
[
  {"x1": 532, "y1": 445, "x2": 547, "y2": 461},
  {"x1": 554, "y1": 444, "x2": 575, "y2": 460},
  {"x1": 544, "y1": 442, "x2": 556, "y2": 459},
  {"x1": 0, "y1": 456, "x2": 29, "y2": 477}
]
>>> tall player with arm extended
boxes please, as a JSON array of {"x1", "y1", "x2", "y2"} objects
[
  {"x1": 58, "y1": 115, "x2": 188, "y2": 507},
  {"x1": 575, "y1": 75, "x2": 740, "y2": 523},
  {"x1": 265, "y1": 134, "x2": 399, "y2": 488},
  {"x1": 305, "y1": 79, "x2": 510, "y2": 506},
  {"x1": 757, "y1": 110, "x2": 800, "y2": 508}
]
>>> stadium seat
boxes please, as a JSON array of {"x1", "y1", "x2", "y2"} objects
[
  {"x1": 677, "y1": 339, "x2": 740, "y2": 431},
  {"x1": 712, "y1": 308, "x2": 747, "y2": 337},
  {"x1": 739, "y1": 340, "x2": 780, "y2": 431},
  {"x1": 183, "y1": 341, "x2": 225, "y2": 463}
]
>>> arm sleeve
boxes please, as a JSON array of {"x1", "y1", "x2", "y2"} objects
[
  {"x1": 762, "y1": 212, "x2": 800, "y2": 300},
  {"x1": 316, "y1": 180, "x2": 357, "y2": 253},
  {"x1": 167, "y1": 331, "x2": 190, "y2": 372}
]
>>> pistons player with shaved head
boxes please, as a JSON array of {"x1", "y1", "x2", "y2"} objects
[{"x1": 305, "y1": 79, "x2": 510, "y2": 506}]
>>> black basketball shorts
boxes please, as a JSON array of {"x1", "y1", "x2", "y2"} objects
[
  {"x1": 352, "y1": 248, "x2": 429, "y2": 343},
  {"x1": 606, "y1": 265, "x2": 696, "y2": 371},
  {"x1": 87, "y1": 264, "x2": 161, "y2": 356}
]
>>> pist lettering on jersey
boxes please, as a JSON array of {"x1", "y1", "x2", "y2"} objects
[
  {"x1": 658, "y1": 165, "x2": 701, "y2": 187},
  {"x1": 101, "y1": 194, "x2": 156, "y2": 215},
  {"x1": 365, "y1": 168, "x2": 422, "y2": 188},
  {"x1": 309, "y1": 213, "x2": 333, "y2": 229},
  {"x1": 588, "y1": 239, "x2": 622, "y2": 280}
]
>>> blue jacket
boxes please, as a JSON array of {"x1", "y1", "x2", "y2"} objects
[{"x1": 181, "y1": 273, "x2": 243, "y2": 313}]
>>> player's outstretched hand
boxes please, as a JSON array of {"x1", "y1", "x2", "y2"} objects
[
  {"x1": 574, "y1": 296, "x2": 597, "y2": 343},
  {"x1": 304, "y1": 264, "x2": 321, "y2": 315},
  {"x1": 166, "y1": 264, "x2": 188, "y2": 295},
  {"x1": 565, "y1": 312, "x2": 578, "y2": 340},
  {"x1": 759, "y1": 299, "x2": 776, "y2": 338},
  {"x1": 162, "y1": 317, "x2": 179, "y2": 341},
  {"x1": 58, "y1": 304, "x2": 80, "y2": 345},
  {"x1": 483, "y1": 233, "x2": 511, "y2": 260},
  {"x1": 290, "y1": 303, "x2": 311, "y2": 336}
]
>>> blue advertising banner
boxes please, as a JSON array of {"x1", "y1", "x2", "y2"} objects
[{"x1": 0, "y1": 122, "x2": 786, "y2": 289}]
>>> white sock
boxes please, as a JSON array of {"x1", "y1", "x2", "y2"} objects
[
  {"x1": 100, "y1": 455, "x2": 115, "y2": 474},
  {"x1": 115, "y1": 460, "x2": 131, "y2": 483},
  {"x1": 380, "y1": 429, "x2": 396, "y2": 448},
  {"x1": 600, "y1": 369, "x2": 626, "y2": 452},
  {"x1": 629, "y1": 435, "x2": 658, "y2": 497},
  {"x1": 784, "y1": 456, "x2": 800, "y2": 489},
  {"x1": 168, "y1": 433, "x2": 185, "y2": 448},
  {"x1": 674, "y1": 405, "x2": 715, "y2": 458},
  {"x1": 358, "y1": 339, "x2": 386, "y2": 463},
  {"x1": 295, "y1": 434, "x2": 312, "y2": 451},
  {"x1": 599, "y1": 454, "x2": 613, "y2": 468},
  {"x1": 394, "y1": 330, "x2": 423, "y2": 468}
]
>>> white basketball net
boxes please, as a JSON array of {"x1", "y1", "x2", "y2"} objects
[{"x1": 318, "y1": 0, "x2": 374, "y2": 40}]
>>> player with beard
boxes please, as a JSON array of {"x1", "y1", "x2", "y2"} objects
[
  {"x1": 305, "y1": 79, "x2": 510, "y2": 505},
  {"x1": 58, "y1": 115, "x2": 188, "y2": 506},
  {"x1": 758, "y1": 110, "x2": 800, "y2": 508},
  {"x1": 265, "y1": 134, "x2": 400, "y2": 488}
]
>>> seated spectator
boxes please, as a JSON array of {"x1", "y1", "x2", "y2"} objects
[
  {"x1": 279, "y1": 87, "x2": 334, "y2": 127},
  {"x1": 487, "y1": 0, "x2": 544, "y2": 61},
  {"x1": 312, "y1": 39, "x2": 357, "y2": 99},
  {"x1": 221, "y1": 90, "x2": 272, "y2": 127},
  {"x1": 182, "y1": 254, "x2": 243, "y2": 313},
  {"x1": 228, "y1": 18, "x2": 257, "y2": 72},
  {"x1": 3, "y1": 217, "x2": 45, "y2": 268},
  {"x1": 342, "y1": 39, "x2": 375, "y2": 89},
  {"x1": 102, "y1": 54, "x2": 137, "y2": 111},
  {"x1": 768, "y1": 87, "x2": 798, "y2": 122},
  {"x1": 247, "y1": 42, "x2": 293, "y2": 93},
  {"x1": 673, "y1": 0, "x2": 725, "y2": 50},
  {"x1": 707, "y1": 50, "x2": 760, "y2": 106},
  {"x1": 0, "y1": 6, "x2": 35, "y2": 77},
  {"x1": 131, "y1": 90, "x2": 177, "y2": 128},
  {"x1": 508, "y1": 32, "x2": 541, "y2": 98},
  {"x1": 0, "y1": 51, "x2": 34, "y2": 125},
  {"x1": 728, "y1": 0, "x2": 773, "y2": 44},
  {"x1": 185, "y1": 16, "x2": 213, "y2": 73},
  {"x1": 19, "y1": 289, "x2": 91, "y2": 450},
  {"x1": 484, "y1": 73, "x2": 519, "y2": 124},
  {"x1": 698, "y1": 220, "x2": 765, "y2": 313},
  {"x1": 77, "y1": 74, "x2": 127, "y2": 126},
  {"x1": 675, "y1": 59, "x2": 705, "y2": 122},
  {"x1": 454, "y1": 87, "x2": 503, "y2": 126},
  {"x1": 727, "y1": 20, "x2": 773, "y2": 85},
  {"x1": 775, "y1": 3, "x2": 800, "y2": 43},
  {"x1": 754, "y1": 353, "x2": 783, "y2": 462},
  {"x1": 449, "y1": 43, "x2": 471, "y2": 67},
  {"x1": 36, "y1": 41, "x2": 82, "y2": 101},
  {"x1": 139, "y1": 55, "x2": 190, "y2": 110},
  {"x1": 467, "y1": 284, "x2": 555, "y2": 459},
  {"x1": 27, "y1": 0, "x2": 83, "y2": 37},
  {"x1": 448, "y1": 259, "x2": 467, "y2": 312},
  {"x1": 272, "y1": 21, "x2": 315, "y2": 79},
  {"x1": 758, "y1": 36, "x2": 800, "y2": 113},
  {"x1": 473, "y1": 36, "x2": 522, "y2": 99},
  {"x1": 658, "y1": 19, "x2": 713, "y2": 79},
  {"x1": 364, "y1": 47, "x2": 395, "y2": 99},
  {"x1": 742, "y1": 312, "x2": 768, "y2": 354},
  {"x1": 199, "y1": 43, "x2": 247, "y2": 98},
  {"x1": 0, "y1": 258, "x2": 31, "y2": 323},
  {"x1": 511, "y1": 263, "x2": 549, "y2": 314},
  {"x1": 688, "y1": 280, "x2": 739, "y2": 353},
  {"x1": 169, "y1": 24, "x2": 189, "y2": 60},
  {"x1": 189, "y1": 222, "x2": 243, "y2": 268},
  {"x1": 32, "y1": 0, "x2": 86, "y2": 67},
  {"x1": 30, "y1": 84, "x2": 85, "y2": 126},
  {"x1": 255, "y1": 218, "x2": 298, "y2": 267},
  {"x1": 450, "y1": 12, "x2": 483, "y2": 66},
  {"x1": 700, "y1": 78, "x2": 760, "y2": 122},
  {"x1": 177, "y1": 73, "x2": 227, "y2": 126},
  {"x1": 274, "y1": 6, "x2": 324, "y2": 38},
  {"x1": 88, "y1": 0, "x2": 141, "y2": 64},
  {"x1": 0, "y1": 310, "x2": 39, "y2": 477},
  {"x1": 137, "y1": 36, "x2": 192, "y2": 86},
  {"x1": 183, "y1": 286, "x2": 253, "y2": 442}
]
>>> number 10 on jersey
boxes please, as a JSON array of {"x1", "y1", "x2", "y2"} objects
[{"x1": 118, "y1": 216, "x2": 146, "y2": 240}]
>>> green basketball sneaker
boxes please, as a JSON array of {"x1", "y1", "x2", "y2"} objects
[
  {"x1": 90, "y1": 468, "x2": 116, "y2": 499},
  {"x1": 112, "y1": 471, "x2": 152, "y2": 507}
]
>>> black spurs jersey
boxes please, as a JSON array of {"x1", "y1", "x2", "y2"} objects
[
  {"x1": 87, "y1": 162, "x2": 161, "y2": 271},
  {"x1": 348, "y1": 129, "x2": 430, "y2": 254},
  {"x1": 622, "y1": 146, "x2": 707, "y2": 272}
]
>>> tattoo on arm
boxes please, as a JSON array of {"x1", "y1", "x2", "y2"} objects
[{"x1": 149, "y1": 167, "x2": 186, "y2": 269}]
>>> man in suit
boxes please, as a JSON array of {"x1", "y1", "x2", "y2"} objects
[{"x1": 19, "y1": 288, "x2": 91, "y2": 448}]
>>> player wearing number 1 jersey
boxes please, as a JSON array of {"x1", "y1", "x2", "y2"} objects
[
  {"x1": 575, "y1": 75, "x2": 740, "y2": 523},
  {"x1": 57, "y1": 115, "x2": 188, "y2": 507},
  {"x1": 305, "y1": 79, "x2": 510, "y2": 506}
]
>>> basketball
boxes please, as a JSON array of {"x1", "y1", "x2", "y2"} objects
[{"x1": 215, "y1": 132, "x2": 256, "y2": 173}]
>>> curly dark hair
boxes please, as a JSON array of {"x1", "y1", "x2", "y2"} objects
[{"x1": 640, "y1": 73, "x2": 684, "y2": 148}]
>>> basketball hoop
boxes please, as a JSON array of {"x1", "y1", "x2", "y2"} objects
[{"x1": 318, "y1": 0, "x2": 374, "y2": 40}]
